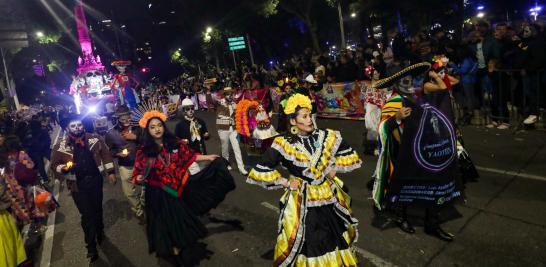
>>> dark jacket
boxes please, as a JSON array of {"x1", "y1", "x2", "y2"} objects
[
  {"x1": 51, "y1": 133, "x2": 115, "y2": 192},
  {"x1": 175, "y1": 117, "x2": 208, "y2": 154},
  {"x1": 104, "y1": 127, "x2": 140, "y2": 167},
  {"x1": 469, "y1": 35, "x2": 500, "y2": 68}
]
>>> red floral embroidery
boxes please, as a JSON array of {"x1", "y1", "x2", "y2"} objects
[{"x1": 132, "y1": 143, "x2": 196, "y2": 196}]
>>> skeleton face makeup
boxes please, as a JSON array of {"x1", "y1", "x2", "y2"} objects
[
  {"x1": 183, "y1": 106, "x2": 195, "y2": 118},
  {"x1": 67, "y1": 120, "x2": 84, "y2": 137},
  {"x1": 115, "y1": 65, "x2": 127, "y2": 74},
  {"x1": 118, "y1": 115, "x2": 131, "y2": 128},
  {"x1": 397, "y1": 75, "x2": 415, "y2": 95},
  {"x1": 225, "y1": 93, "x2": 233, "y2": 102}
]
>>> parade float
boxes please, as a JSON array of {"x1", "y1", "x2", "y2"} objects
[{"x1": 69, "y1": 1, "x2": 122, "y2": 115}]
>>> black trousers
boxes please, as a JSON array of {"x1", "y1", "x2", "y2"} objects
[
  {"x1": 490, "y1": 71, "x2": 510, "y2": 123},
  {"x1": 72, "y1": 181, "x2": 104, "y2": 250},
  {"x1": 397, "y1": 204, "x2": 442, "y2": 227}
]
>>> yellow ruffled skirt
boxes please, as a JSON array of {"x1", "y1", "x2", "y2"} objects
[
  {"x1": 273, "y1": 177, "x2": 359, "y2": 267},
  {"x1": 0, "y1": 210, "x2": 27, "y2": 267}
]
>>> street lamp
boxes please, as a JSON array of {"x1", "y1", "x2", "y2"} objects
[
  {"x1": 35, "y1": 31, "x2": 44, "y2": 38},
  {"x1": 529, "y1": 6, "x2": 543, "y2": 20},
  {"x1": 476, "y1": 12, "x2": 485, "y2": 18},
  {"x1": 206, "y1": 27, "x2": 213, "y2": 33},
  {"x1": 350, "y1": 12, "x2": 356, "y2": 18}
]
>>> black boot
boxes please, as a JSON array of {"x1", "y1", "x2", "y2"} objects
[
  {"x1": 395, "y1": 206, "x2": 415, "y2": 234},
  {"x1": 396, "y1": 219, "x2": 416, "y2": 234},
  {"x1": 424, "y1": 224, "x2": 454, "y2": 242},
  {"x1": 86, "y1": 247, "x2": 99, "y2": 263},
  {"x1": 425, "y1": 207, "x2": 454, "y2": 242}
]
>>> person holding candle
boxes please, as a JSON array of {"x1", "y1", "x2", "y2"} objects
[
  {"x1": 51, "y1": 114, "x2": 117, "y2": 262},
  {"x1": 105, "y1": 106, "x2": 145, "y2": 224}
]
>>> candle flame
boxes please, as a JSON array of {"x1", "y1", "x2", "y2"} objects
[
  {"x1": 67, "y1": 161, "x2": 73, "y2": 168},
  {"x1": 122, "y1": 148, "x2": 129, "y2": 155}
]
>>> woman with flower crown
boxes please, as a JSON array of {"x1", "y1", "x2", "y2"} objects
[
  {"x1": 247, "y1": 93, "x2": 362, "y2": 266},
  {"x1": 131, "y1": 104, "x2": 235, "y2": 266}
]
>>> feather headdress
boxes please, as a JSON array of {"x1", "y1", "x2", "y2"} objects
[{"x1": 131, "y1": 98, "x2": 168, "y2": 128}]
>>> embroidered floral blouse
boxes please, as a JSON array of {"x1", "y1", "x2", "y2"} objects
[{"x1": 132, "y1": 143, "x2": 197, "y2": 197}]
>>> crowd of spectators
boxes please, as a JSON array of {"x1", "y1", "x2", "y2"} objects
[{"x1": 153, "y1": 19, "x2": 545, "y2": 128}]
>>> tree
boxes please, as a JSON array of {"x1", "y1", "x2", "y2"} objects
[
  {"x1": 353, "y1": 0, "x2": 459, "y2": 36},
  {"x1": 256, "y1": 0, "x2": 334, "y2": 52}
]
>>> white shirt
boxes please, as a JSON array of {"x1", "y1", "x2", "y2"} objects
[{"x1": 476, "y1": 42, "x2": 486, "y2": 69}]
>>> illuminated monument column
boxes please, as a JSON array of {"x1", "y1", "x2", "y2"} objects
[{"x1": 74, "y1": 0, "x2": 104, "y2": 74}]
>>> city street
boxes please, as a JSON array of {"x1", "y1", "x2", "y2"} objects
[{"x1": 37, "y1": 111, "x2": 546, "y2": 267}]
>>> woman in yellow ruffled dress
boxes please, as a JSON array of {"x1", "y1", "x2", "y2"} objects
[
  {"x1": 1, "y1": 170, "x2": 28, "y2": 267},
  {"x1": 247, "y1": 94, "x2": 362, "y2": 266}
]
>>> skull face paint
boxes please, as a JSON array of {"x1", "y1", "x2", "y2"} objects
[
  {"x1": 397, "y1": 75, "x2": 415, "y2": 95},
  {"x1": 225, "y1": 92, "x2": 233, "y2": 102},
  {"x1": 118, "y1": 114, "x2": 131, "y2": 128},
  {"x1": 67, "y1": 120, "x2": 84, "y2": 137},
  {"x1": 115, "y1": 65, "x2": 127, "y2": 74},
  {"x1": 183, "y1": 106, "x2": 195, "y2": 118}
]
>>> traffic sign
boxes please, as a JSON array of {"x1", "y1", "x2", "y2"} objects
[
  {"x1": 228, "y1": 36, "x2": 246, "y2": 51},
  {"x1": 229, "y1": 45, "x2": 246, "y2": 51},
  {"x1": 228, "y1": 37, "x2": 244, "y2": 42},
  {"x1": 229, "y1": 41, "x2": 245, "y2": 46}
]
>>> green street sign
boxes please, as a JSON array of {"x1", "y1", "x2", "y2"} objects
[
  {"x1": 228, "y1": 36, "x2": 244, "y2": 42},
  {"x1": 227, "y1": 36, "x2": 246, "y2": 51},
  {"x1": 228, "y1": 40, "x2": 245, "y2": 46},
  {"x1": 229, "y1": 44, "x2": 246, "y2": 51}
]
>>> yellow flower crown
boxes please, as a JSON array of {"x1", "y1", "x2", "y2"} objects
[
  {"x1": 139, "y1": 110, "x2": 167, "y2": 128},
  {"x1": 284, "y1": 93, "x2": 312, "y2": 115}
]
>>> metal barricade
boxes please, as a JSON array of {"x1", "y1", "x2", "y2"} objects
[{"x1": 484, "y1": 69, "x2": 545, "y2": 130}]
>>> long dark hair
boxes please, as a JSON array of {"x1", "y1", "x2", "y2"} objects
[{"x1": 140, "y1": 118, "x2": 178, "y2": 157}]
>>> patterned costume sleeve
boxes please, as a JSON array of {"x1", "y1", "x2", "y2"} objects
[
  {"x1": 373, "y1": 95, "x2": 403, "y2": 209},
  {"x1": 98, "y1": 136, "x2": 115, "y2": 174},
  {"x1": 132, "y1": 149, "x2": 145, "y2": 184},
  {"x1": 333, "y1": 134, "x2": 362, "y2": 173},
  {"x1": 177, "y1": 143, "x2": 197, "y2": 173},
  {"x1": 247, "y1": 145, "x2": 284, "y2": 190}
]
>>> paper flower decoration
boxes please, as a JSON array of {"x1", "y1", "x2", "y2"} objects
[
  {"x1": 284, "y1": 93, "x2": 312, "y2": 115},
  {"x1": 139, "y1": 110, "x2": 167, "y2": 128},
  {"x1": 235, "y1": 99, "x2": 259, "y2": 137}
]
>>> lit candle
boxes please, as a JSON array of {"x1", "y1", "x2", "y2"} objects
[
  {"x1": 66, "y1": 161, "x2": 73, "y2": 169},
  {"x1": 122, "y1": 148, "x2": 129, "y2": 155}
]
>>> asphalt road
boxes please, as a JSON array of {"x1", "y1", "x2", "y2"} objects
[{"x1": 37, "y1": 111, "x2": 546, "y2": 267}]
